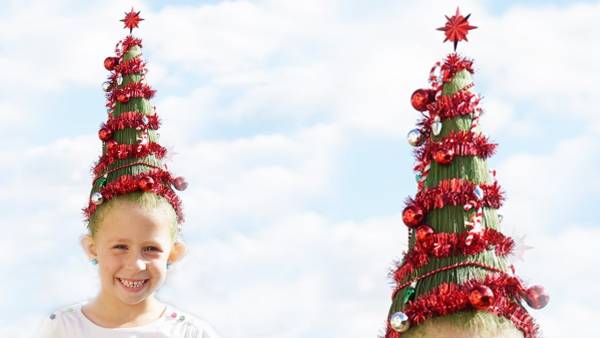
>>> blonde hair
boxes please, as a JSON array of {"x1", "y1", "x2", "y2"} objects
[{"x1": 86, "y1": 192, "x2": 179, "y2": 242}]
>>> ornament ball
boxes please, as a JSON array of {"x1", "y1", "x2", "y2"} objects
[
  {"x1": 411, "y1": 89, "x2": 435, "y2": 112},
  {"x1": 91, "y1": 192, "x2": 104, "y2": 205},
  {"x1": 116, "y1": 92, "x2": 130, "y2": 103},
  {"x1": 469, "y1": 285, "x2": 495, "y2": 310},
  {"x1": 173, "y1": 176, "x2": 188, "y2": 191},
  {"x1": 389, "y1": 311, "x2": 410, "y2": 333},
  {"x1": 138, "y1": 176, "x2": 155, "y2": 192},
  {"x1": 407, "y1": 129, "x2": 425, "y2": 147},
  {"x1": 98, "y1": 127, "x2": 112, "y2": 141},
  {"x1": 524, "y1": 285, "x2": 549, "y2": 309},
  {"x1": 402, "y1": 205, "x2": 425, "y2": 228},
  {"x1": 433, "y1": 148, "x2": 455, "y2": 165},
  {"x1": 104, "y1": 57, "x2": 119, "y2": 71},
  {"x1": 416, "y1": 225, "x2": 434, "y2": 243}
]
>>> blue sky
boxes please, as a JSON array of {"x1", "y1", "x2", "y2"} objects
[{"x1": 1, "y1": 1, "x2": 599, "y2": 338}]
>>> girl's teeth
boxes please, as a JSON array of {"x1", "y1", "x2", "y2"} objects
[{"x1": 120, "y1": 278, "x2": 146, "y2": 288}]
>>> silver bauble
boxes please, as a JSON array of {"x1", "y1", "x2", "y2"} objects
[
  {"x1": 473, "y1": 185, "x2": 485, "y2": 200},
  {"x1": 390, "y1": 311, "x2": 410, "y2": 333},
  {"x1": 431, "y1": 115, "x2": 442, "y2": 136},
  {"x1": 116, "y1": 74, "x2": 123, "y2": 86},
  {"x1": 142, "y1": 115, "x2": 149, "y2": 124},
  {"x1": 407, "y1": 129, "x2": 425, "y2": 147},
  {"x1": 498, "y1": 214, "x2": 504, "y2": 223},
  {"x1": 102, "y1": 81, "x2": 112, "y2": 92},
  {"x1": 91, "y1": 192, "x2": 104, "y2": 205}
]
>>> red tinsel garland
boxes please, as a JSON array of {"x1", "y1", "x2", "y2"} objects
[
  {"x1": 104, "y1": 111, "x2": 160, "y2": 132},
  {"x1": 385, "y1": 274, "x2": 539, "y2": 338},
  {"x1": 93, "y1": 142, "x2": 167, "y2": 176},
  {"x1": 83, "y1": 169, "x2": 184, "y2": 223},
  {"x1": 440, "y1": 53, "x2": 474, "y2": 84},
  {"x1": 120, "y1": 35, "x2": 143, "y2": 56},
  {"x1": 392, "y1": 228, "x2": 514, "y2": 284},
  {"x1": 109, "y1": 82, "x2": 156, "y2": 102},
  {"x1": 117, "y1": 57, "x2": 146, "y2": 75},
  {"x1": 423, "y1": 90, "x2": 481, "y2": 122},
  {"x1": 409, "y1": 178, "x2": 503, "y2": 213},
  {"x1": 414, "y1": 130, "x2": 497, "y2": 165}
]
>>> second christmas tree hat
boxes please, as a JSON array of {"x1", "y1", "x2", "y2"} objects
[{"x1": 384, "y1": 8, "x2": 549, "y2": 338}]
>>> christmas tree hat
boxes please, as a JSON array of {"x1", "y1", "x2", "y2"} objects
[
  {"x1": 83, "y1": 9, "x2": 188, "y2": 232},
  {"x1": 384, "y1": 8, "x2": 548, "y2": 338}
]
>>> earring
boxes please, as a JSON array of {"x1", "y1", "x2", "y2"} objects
[
  {"x1": 166, "y1": 262, "x2": 171, "y2": 269},
  {"x1": 90, "y1": 258, "x2": 98, "y2": 265}
]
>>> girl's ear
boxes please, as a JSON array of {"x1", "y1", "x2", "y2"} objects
[
  {"x1": 80, "y1": 234, "x2": 98, "y2": 259},
  {"x1": 168, "y1": 240, "x2": 188, "y2": 264}
]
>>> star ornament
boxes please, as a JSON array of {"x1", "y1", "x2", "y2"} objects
[
  {"x1": 437, "y1": 7, "x2": 477, "y2": 51},
  {"x1": 121, "y1": 8, "x2": 144, "y2": 33}
]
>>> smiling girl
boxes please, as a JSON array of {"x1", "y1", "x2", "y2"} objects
[{"x1": 35, "y1": 9, "x2": 219, "y2": 338}]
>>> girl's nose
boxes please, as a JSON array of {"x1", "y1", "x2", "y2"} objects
[{"x1": 126, "y1": 252, "x2": 147, "y2": 271}]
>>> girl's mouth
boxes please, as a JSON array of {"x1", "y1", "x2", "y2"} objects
[{"x1": 117, "y1": 278, "x2": 149, "y2": 293}]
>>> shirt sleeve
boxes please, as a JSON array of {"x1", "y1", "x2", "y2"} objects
[
  {"x1": 32, "y1": 315, "x2": 64, "y2": 338},
  {"x1": 200, "y1": 322, "x2": 221, "y2": 338}
]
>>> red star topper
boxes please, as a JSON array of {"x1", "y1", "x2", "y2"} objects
[
  {"x1": 437, "y1": 7, "x2": 477, "y2": 51},
  {"x1": 121, "y1": 8, "x2": 144, "y2": 33}
]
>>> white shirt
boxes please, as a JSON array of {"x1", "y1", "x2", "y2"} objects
[{"x1": 34, "y1": 301, "x2": 220, "y2": 338}]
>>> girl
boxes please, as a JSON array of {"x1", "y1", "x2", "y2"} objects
[{"x1": 35, "y1": 9, "x2": 219, "y2": 338}]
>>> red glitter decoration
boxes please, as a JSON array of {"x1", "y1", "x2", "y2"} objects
[
  {"x1": 121, "y1": 8, "x2": 144, "y2": 33},
  {"x1": 415, "y1": 225, "x2": 434, "y2": 243},
  {"x1": 433, "y1": 148, "x2": 454, "y2": 165},
  {"x1": 173, "y1": 176, "x2": 188, "y2": 191},
  {"x1": 83, "y1": 169, "x2": 184, "y2": 224},
  {"x1": 387, "y1": 274, "x2": 539, "y2": 338},
  {"x1": 111, "y1": 82, "x2": 156, "y2": 103},
  {"x1": 437, "y1": 7, "x2": 477, "y2": 51},
  {"x1": 116, "y1": 92, "x2": 130, "y2": 103},
  {"x1": 410, "y1": 178, "x2": 504, "y2": 214},
  {"x1": 522, "y1": 285, "x2": 549, "y2": 310},
  {"x1": 98, "y1": 127, "x2": 113, "y2": 141},
  {"x1": 117, "y1": 57, "x2": 146, "y2": 75},
  {"x1": 402, "y1": 205, "x2": 425, "y2": 228},
  {"x1": 138, "y1": 176, "x2": 155, "y2": 192},
  {"x1": 411, "y1": 89, "x2": 435, "y2": 112},
  {"x1": 104, "y1": 57, "x2": 119, "y2": 71},
  {"x1": 415, "y1": 130, "x2": 496, "y2": 166},
  {"x1": 104, "y1": 112, "x2": 160, "y2": 133},
  {"x1": 93, "y1": 142, "x2": 167, "y2": 176},
  {"x1": 392, "y1": 228, "x2": 514, "y2": 284},
  {"x1": 469, "y1": 285, "x2": 495, "y2": 310}
]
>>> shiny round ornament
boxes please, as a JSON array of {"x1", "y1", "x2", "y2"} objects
[
  {"x1": 173, "y1": 176, "x2": 188, "y2": 191},
  {"x1": 136, "y1": 131, "x2": 149, "y2": 145},
  {"x1": 411, "y1": 89, "x2": 435, "y2": 112},
  {"x1": 402, "y1": 205, "x2": 425, "y2": 228},
  {"x1": 142, "y1": 115, "x2": 149, "y2": 124},
  {"x1": 389, "y1": 311, "x2": 410, "y2": 333},
  {"x1": 116, "y1": 74, "x2": 123, "y2": 86},
  {"x1": 433, "y1": 148, "x2": 455, "y2": 165},
  {"x1": 105, "y1": 140, "x2": 118, "y2": 153},
  {"x1": 523, "y1": 285, "x2": 549, "y2": 309},
  {"x1": 497, "y1": 214, "x2": 504, "y2": 223},
  {"x1": 98, "y1": 127, "x2": 113, "y2": 141},
  {"x1": 407, "y1": 129, "x2": 425, "y2": 147},
  {"x1": 138, "y1": 176, "x2": 155, "y2": 192},
  {"x1": 473, "y1": 185, "x2": 485, "y2": 200},
  {"x1": 103, "y1": 57, "x2": 119, "y2": 71},
  {"x1": 91, "y1": 192, "x2": 104, "y2": 205},
  {"x1": 116, "y1": 92, "x2": 130, "y2": 103},
  {"x1": 469, "y1": 285, "x2": 495, "y2": 310},
  {"x1": 431, "y1": 115, "x2": 442, "y2": 136},
  {"x1": 415, "y1": 225, "x2": 434, "y2": 243},
  {"x1": 102, "y1": 81, "x2": 113, "y2": 92}
]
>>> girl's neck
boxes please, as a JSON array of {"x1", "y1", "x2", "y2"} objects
[{"x1": 83, "y1": 293, "x2": 166, "y2": 328}]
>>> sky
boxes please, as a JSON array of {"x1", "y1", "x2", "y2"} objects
[{"x1": 0, "y1": 0, "x2": 599, "y2": 337}]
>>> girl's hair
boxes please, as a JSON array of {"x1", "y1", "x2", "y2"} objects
[{"x1": 86, "y1": 192, "x2": 179, "y2": 242}]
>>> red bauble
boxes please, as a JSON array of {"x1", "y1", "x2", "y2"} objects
[
  {"x1": 469, "y1": 285, "x2": 495, "y2": 310},
  {"x1": 433, "y1": 148, "x2": 455, "y2": 165},
  {"x1": 173, "y1": 176, "x2": 188, "y2": 191},
  {"x1": 402, "y1": 205, "x2": 425, "y2": 228},
  {"x1": 116, "y1": 92, "x2": 130, "y2": 103},
  {"x1": 104, "y1": 57, "x2": 119, "y2": 71},
  {"x1": 98, "y1": 127, "x2": 113, "y2": 141},
  {"x1": 523, "y1": 285, "x2": 549, "y2": 309},
  {"x1": 411, "y1": 89, "x2": 435, "y2": 112},
  {"x1": 415, "y1": 225, "x2": 434, "y2": 242},
  {"x1": 105, "y1": 140, "x2": 118, "y2": 152},
  {"x1": 138, "y1": 176, "x2": 155, "y2": 192}
]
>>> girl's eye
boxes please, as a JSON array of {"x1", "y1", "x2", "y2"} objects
[
  {"x1": 114, "y1": 244, "x2": 127, "y2": 250},
  {"x1": 144, "y1": 246, "x2": 161, "y2": 252}
]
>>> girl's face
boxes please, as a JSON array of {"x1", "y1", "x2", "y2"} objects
[{"x1": 85, "y1": 200, "x2": 181, "y2": 306}]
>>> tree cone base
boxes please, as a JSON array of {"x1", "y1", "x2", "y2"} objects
[{"x1": 401, "y1": 311, "x2": 524, "y2": 338}]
